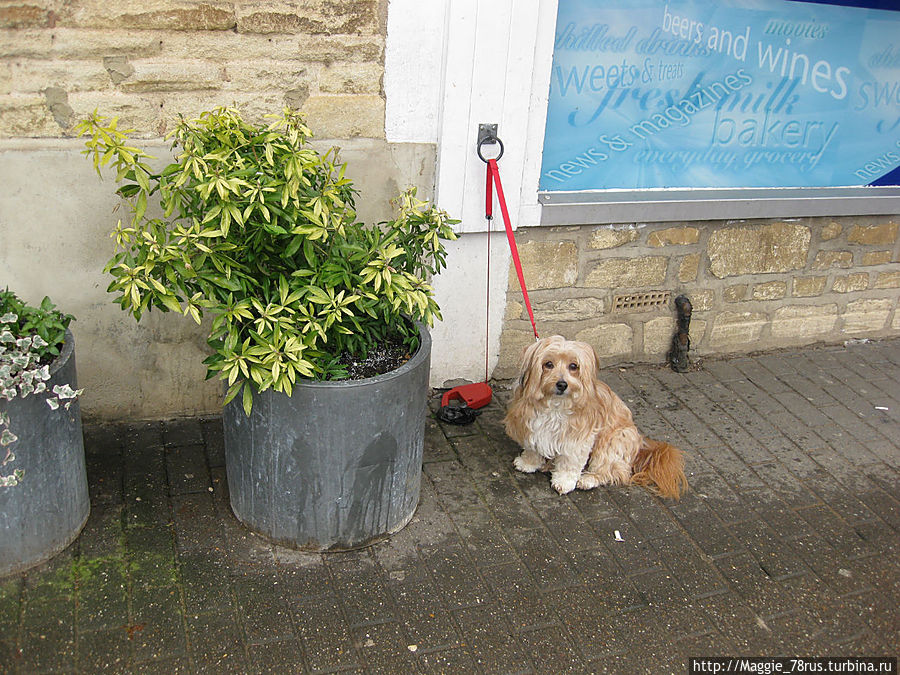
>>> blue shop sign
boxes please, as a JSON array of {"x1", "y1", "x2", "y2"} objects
[{"x1": 540, "y1": 0, "x2": 900, "y2": 191}]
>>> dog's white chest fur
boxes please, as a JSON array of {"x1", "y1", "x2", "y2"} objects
[{"x1": 525, "y1": 403, "x2": 573, "y2": 459}]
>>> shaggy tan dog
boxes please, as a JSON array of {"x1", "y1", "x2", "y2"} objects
[{"x1": 504, "y1": 336, "x2": 687, "y2": 498}]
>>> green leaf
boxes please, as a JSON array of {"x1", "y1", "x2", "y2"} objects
[
  {"x1": 134, "y1": 191, "x2": 148, "y2": 222},
  {"x1": 159, "y1": 293, "x2": 182, "y2": 313},
  {"x1": 203, "y1": 274, "x2": 242, "y2": 291},
  {"x1": 224, "y1": 380, "x2": 242, "y2": 405},
  {"x1": 284, "y1": 236, "x2": 303, "y2": 258}
]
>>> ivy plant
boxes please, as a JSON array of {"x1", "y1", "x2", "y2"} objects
[
  {"x1": 76, "y1": 107, "x2": 458, "y2": 414},
  {"x1": 0, "y1": 290, "x2": 82, "y2": 486}
]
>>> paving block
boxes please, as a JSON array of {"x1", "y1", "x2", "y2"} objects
[
  {"x1": 651, "y1": 534, "x2": 727, "y2": 599},
  {"x1": 328, "y1": 557, "x2": 396, "y2": 628},
  {"x1": 451, "y1": 604, "x2": 532, "y2": 675},
  {"x1": 186, "y1": 610, "x2": 249, "y2": 672},
  {"x1": 162, "y1": 418, "x2": 205, "y2": 448},
  {"x1": 506, "y1": 528, "x2": 582, "y2": 592},
  {"x1": 166, "y1": 444, "x2": 212, "y2": 496},
  {"x1": 352, "y1": 621, "x2": 419, "y2": 675},
  {"x1": 130, "y1": 584, "x2": 188, "y2": 662},
  {"x1": 418, "y1": 646, "x2": 480, "y2": 674}
]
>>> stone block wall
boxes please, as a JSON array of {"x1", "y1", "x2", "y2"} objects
[
  {"x1": 0, "y1": 0, "x2": 387, "y2": 139},
  {"x1": 0, "y1": 0, "x2": 444, "y2": 420},
  {"x1": 495, "y1": 216, "x2": 900, "y2": 379}
]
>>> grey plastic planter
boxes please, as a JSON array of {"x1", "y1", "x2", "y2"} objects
[
  {"x1": 222, "y1": 324, "x2": 431, "y2": 550},
  {"x1": 0, "y1": 329, "x2": 89, "y2": 576}
]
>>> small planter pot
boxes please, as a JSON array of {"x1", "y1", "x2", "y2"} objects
[
  {"x1": 223, "y1": 324, "x2": 431, "y2": 550},
  {"x1": 0, "y1": 329, "x2": 89, "y2": 576}
]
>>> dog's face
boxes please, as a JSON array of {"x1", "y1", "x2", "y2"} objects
[{"x1": 517, "y1": 336, "x2": 599, "y2": 404}]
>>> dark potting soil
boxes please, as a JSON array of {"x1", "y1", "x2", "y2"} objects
[{"x1": 337, "y1": 340, "x2": 411, "y2": 380}]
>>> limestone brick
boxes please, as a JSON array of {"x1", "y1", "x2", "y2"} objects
[
  {"x1": 648, "y1": 227, "x2": 699, "y2": 247},
  {"x1": 821, "y1": 222, "x2": 842, "y2": 241},
  {"x1": 290, "y1": 34, "x2": 385, "y2": 63},
  {"x1": 842, "y1": 298, "x2": 893, "y2": 333},
  {"x1": 812, "y1": 250, "x2": 853, "y2": 270},
  {"x1": 0, "y1": 28, "x2": 166, "y2": 60},
  {"x1": 118, "y1": 60, "x2": 223, "y2": 93},
  {"x1": 6, "y1": 60, "x2": 111, "y2": 94},
  {"x1": 494, "y1": 329, "x2": 539, "y2": 380},
  {"x1": 0, "y1": 95, "x2": 60, "y2": 135},
  {"x1": 874, "y1": 271, "x2": 900, "y2": 289},
  {"x1": 0, "y1": 4, "x2": 53, "y2": 29},
  {"x1": 678, "y1": 253, "x2": 700, "y2": 282},
  {"x1": 301, "y1": 94, "x2": 385, "y2": 139},
  {"x1": 643, "y1": 316, "x2": 675, "y2": 354},
  {"x1": 847, "y1": 222, "x2": 898, "y2": 245},
  {"x1": 533, "y1": 297, "x2": 605, "y2": 322},
  {"x1": 707, "y1": 222, "x2": 810, "y2": 278},
  {"x1": 723, "y1": 284, "x2": 747, "y2": 302},
  {"x1": 589, "y1": 227, "x2": 639, "y2": 250},
  {"x1": 0, "y1": 63, "x2": 10, "y2": 96},
  {"x1": 690, "y1": 290, "x2": 715, "y2": 311},
  {"x1": 575, "y1": 323, "x2": 633, "y2": 357},
  {"x1": 832, "y1": 273, "x2": 869, "y2": 293},
  {"x1": 75, "y1": 89, "x2": 330, "y2": 137},
  {"x1": 218, "y1": 61, "x2": 313, "y2": 95},
  {"x1": 771, "y1": 305, "x2": 838, "y2": 338},
  {"x1": 690, "y1": 320, "x2": 707, "y2": 344},
  {"x1": 505, "y1": 299, "x2": 523, "y2": 321},
  {"x1": 160, "y1": 32, "x2": 383, "y2": 63},
  {"x1": 792, "y1": 276, "x2": 827, "y2": 297},
  {"x1": 68, "y1": 91, "x2": 167, "y2": 134},
  {"x1": 510, "y1": 240, "x2": 578, "y2": 290},
  {"x1": 585, "y1": 257, "x2": 667, "y2": 288},
  {"x1": 236, "y1": 1, "x2": 380, "y2": 35},
  {"x1": 752, "y1": 281, "x2": 787, "y2": 301},
  {"x1": 709, "y1": 311, "x2": 767, "y2": 346},
  {"x1": 319, "y1": 62, "x2": 383, "y2": 95},
  {"x1": 862, "y1": 251, "x2": 892, "y2": 266},
  {"x1": 59, "y1": 1, "x2": 237, "y2": 31}
]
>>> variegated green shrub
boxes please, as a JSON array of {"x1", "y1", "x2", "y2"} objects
[{"x1": 77, "y1": 107, "x2": 457, "y2": 414}]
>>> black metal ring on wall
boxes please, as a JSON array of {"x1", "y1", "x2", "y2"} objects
[{"x1": 477, "y1": 137, "x2": 504, "y2": 163}]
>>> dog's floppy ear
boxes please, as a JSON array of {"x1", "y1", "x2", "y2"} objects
[
  {"x1": 574, "y1": 340, "x2": 602, "y2": 393},
  {"x1": 516, "y1": 337, "x2": 549, "y2": 396},
  {"x1": 587, "y1": 342, "x2": 601, "y2": 378}
]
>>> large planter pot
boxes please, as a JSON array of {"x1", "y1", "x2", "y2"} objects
[
  {"x1": 0, "y1": 329, "x2": 89, "y2": 576},
  {"x1": 223, "y1": 324, "x2": 431, "y2": 550}
]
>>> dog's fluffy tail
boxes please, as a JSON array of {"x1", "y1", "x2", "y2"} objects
[{"x1": 630, "y1": 439, "x2": 687, "y2": 499}]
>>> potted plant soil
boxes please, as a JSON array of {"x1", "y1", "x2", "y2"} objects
[
  {"x1": 77, "y1": 107, "x2": 457, "y2": 549},
  {"x1": 0, "y1": 291, "x2": 87, "y2": 575}
]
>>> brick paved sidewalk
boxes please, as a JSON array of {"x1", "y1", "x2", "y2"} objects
[{"x1": 1, "y1": 340, "x2": 899, "y2": 673}]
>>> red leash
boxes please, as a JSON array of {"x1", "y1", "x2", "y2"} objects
[
  {"x1": 436, "y1": 129, "x2": 538, "y2": 420},
  {"x1": 485, "y1": 157, "x2": 539, "y2": 341}
]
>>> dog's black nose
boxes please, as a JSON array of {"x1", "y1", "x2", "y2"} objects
[{"x1": 555, "y1": 380, "x2": 568, "y2": 393}]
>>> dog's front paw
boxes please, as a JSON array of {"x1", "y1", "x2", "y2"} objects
[
  {"x1": 551, "y1": 472, "x2": 578, "y2": 495},
  {"x1": 513, "y1": 453, "x2": 544, "y2": 474},
  {"x1": 576, "y1": 472, "x2": 600, "y2": 490}
]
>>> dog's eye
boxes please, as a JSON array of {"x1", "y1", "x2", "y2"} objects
[
  {"x1": 568, "y1": 363, "x2": 579, "y2": 372},
  {"x1": 542, "y1": 361, "x2": 553, "y2": 370}
]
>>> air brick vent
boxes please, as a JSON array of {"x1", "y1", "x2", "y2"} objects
[{"x1": 612, "y1": 291, "x2": 671, "y2": 313}]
